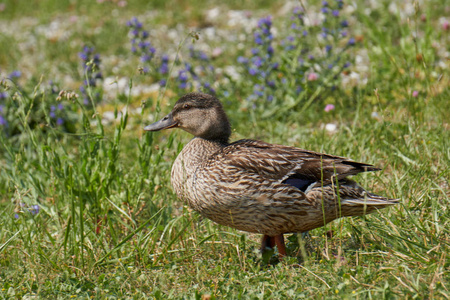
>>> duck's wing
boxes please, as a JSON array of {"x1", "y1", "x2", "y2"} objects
[{"x1": 214, "y1": 139, "x2": 380, "y2": 191}]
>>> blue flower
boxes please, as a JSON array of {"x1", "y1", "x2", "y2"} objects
[
  {"x1": 254, "y1": 32, "x2": 263, "y2": 44},
  {"x1": 199, "y1": 52, "x2": 209, "y2": 61},
  {"x1": 140, "y1": 54, "x2": 153, "y2": 63},
  {"x1": 178, "y1": 71, "x2": 188, "y2": 81},
  {"x1": 159, "y1": 63, "x2": 168, "y2": 74},
  {"x1": 348, "y1": 37, "x2": 355, "y2": 46},
  {"x1": 8, "y1": 70, "x2": 21, "y2": 79},
  {"x1": 257, "y1": 16, "x2": 272, "y2": 28},
  {"x1": 253, "y1": 56, "x2": 263, "y2": 67},
  {"x1": 237, "y1": 56, "x2": 248, "y2": 64},
  {"x1": 0, "y1": 115, "x2": 7, "y2": 126},
  {"x1": 253, "y1": 84, "x2": 265, "y2": 96},
  {"x1": 251, "y1": 48, "x2": 260, "y2": 55}
]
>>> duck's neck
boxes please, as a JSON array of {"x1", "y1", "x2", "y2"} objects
[
  {"x1": 171, "y1": 137, "x2": 225, "y2": 200},
  {"x1": 182, "y1": 137, "x2": 226, "y2": 165}
]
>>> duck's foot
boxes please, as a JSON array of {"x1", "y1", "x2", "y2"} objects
[{"x1": 260, "y1": 234, "x2": 287, "y2": 257}]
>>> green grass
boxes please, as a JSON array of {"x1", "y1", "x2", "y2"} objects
[{"x1": 0, "y1": 0, "x2": 449, "y2": 298}]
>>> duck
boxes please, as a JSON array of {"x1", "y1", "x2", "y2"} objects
[{"x1": 144, "y1": 92, "x2": 398, "y2": 256}]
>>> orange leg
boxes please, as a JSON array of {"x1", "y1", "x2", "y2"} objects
[
  {"x1": 261, "y1": 234, "x2": 287, "y2": 257},
  {"x1": 274, "y1": 234, "x2": 287, "y2": 257}
]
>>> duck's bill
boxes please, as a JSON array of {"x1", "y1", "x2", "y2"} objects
[{"x1": 144, "y1": 112, "x2": 178, "y2": 131}]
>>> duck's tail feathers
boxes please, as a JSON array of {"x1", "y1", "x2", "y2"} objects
[{"x1": 343, "y1": 195, "x2": 399, "y2": 207}]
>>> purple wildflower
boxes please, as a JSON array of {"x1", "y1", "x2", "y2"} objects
[
  {"x1": 127, "y1": 17, "x2": 158, "y2": 70},
  {"x1": 251, "y1": 48, "x2": 259, "y2": 55},
  {"x1": 159, "y1": 55, "x2": 169, "y2": 74},
  {"x1": 324, "y1": 104, "x2": 335, "y2": 112},
  {"x1": 79, "y1": 46, "x2": 102, "y2": 106},
  {"x1": 0, "y1": 115, "x2": 6, "y2": 126},
  {"x1": 237, "y1": 56, "x2": 248, "y2": 64},
  {"x1": 8, "y1": 70, "x2": 21, "y2": 79}
]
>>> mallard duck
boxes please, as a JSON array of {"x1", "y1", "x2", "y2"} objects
[{"x1": 144, "y1": 92, "x2": 398, "y2": 256}]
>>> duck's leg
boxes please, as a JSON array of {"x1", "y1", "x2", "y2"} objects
[
  {"x1": 274, "y1": 234, "x2": 287, "y2": 257},
  {"x1": 260, "y1": 235, "x2": 276, "y2": 252},
  {"x1": 261, "y1": 234, "x2": 287, "y2": 257}
]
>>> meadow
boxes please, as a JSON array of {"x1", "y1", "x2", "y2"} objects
[{"x1": 0, "y1": 0, "x2": 449, "y2": 298}]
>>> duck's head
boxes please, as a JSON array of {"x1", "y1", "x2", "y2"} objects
[{"x1": 144, "y1": 92, "x2": 231, "y2": 143}]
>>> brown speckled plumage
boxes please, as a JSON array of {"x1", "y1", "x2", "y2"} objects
[{"x1": 145, "y1": 92, "x2": 398, "y2": 256}]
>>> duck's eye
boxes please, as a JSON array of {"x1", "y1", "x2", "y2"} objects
[{"x1": 183, "y1": 104, "x2": 191, "y2": 109}]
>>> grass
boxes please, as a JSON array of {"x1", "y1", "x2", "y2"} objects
[{"x1": 0, "y1": 0, "x2": 449, "y2": 298}]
